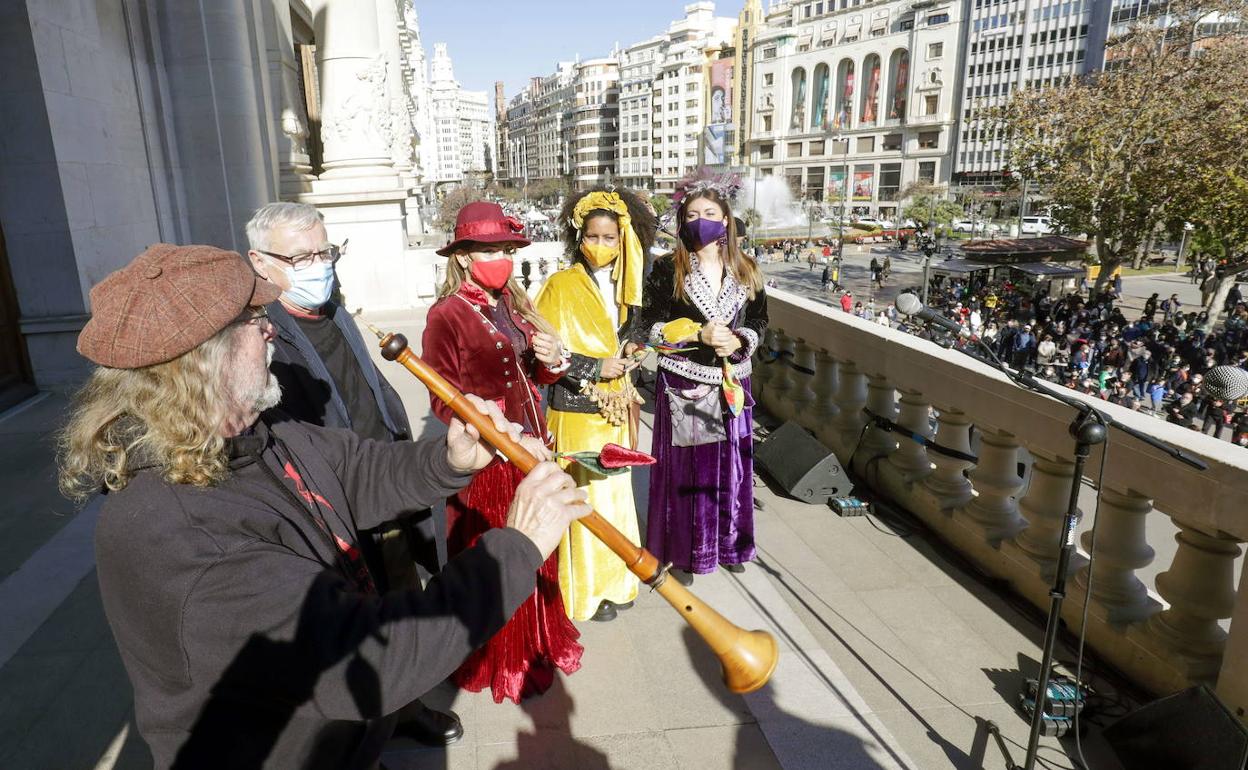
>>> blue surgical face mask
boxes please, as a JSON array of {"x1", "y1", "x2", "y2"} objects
[{"x1": 283, "y1": 261, "x2": 335, "y2": 309}]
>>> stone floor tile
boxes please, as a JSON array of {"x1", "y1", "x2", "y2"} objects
[{"x1": 665, "y1": 723, "x2": 784, "y2": 770}]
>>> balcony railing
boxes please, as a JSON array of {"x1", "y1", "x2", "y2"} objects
[{"x1": 753, "y1": 290, "x2": 1248, "y2": 721}]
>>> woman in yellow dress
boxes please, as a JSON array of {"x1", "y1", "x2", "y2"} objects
[{"x1": 535, "y1": 188, "x2": 657, "y2": 622}]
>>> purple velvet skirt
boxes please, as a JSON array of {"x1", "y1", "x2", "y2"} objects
[{"x1": 647, "y1": 369, "x2": 756, "y2": 574}]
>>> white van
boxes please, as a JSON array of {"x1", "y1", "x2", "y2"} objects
[{"x1": 1020, "y1": 216, "x2": 1054, "y2": 235}]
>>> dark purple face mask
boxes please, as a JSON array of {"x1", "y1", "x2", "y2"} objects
[{"x1": 679, "y1": 218, "x2": 728, "y2": 251}]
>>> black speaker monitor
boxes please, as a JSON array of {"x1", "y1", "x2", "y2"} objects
[
  {"x1": 755, "y1": 420, "x2": 851, "y2": 503},
  {"x1": 1102, "y1": 685, "x2": 1248, "y2": 770}
]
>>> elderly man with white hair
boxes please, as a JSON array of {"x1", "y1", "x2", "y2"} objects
[
  {"x1": 60, "y1": 244, "x2": 589, "y2": 769},
  {"x1": 245, "y1": 201, "x2": 464, "y2": 746}
]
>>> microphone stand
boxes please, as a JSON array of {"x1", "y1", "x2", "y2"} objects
[{"x1": 919, "y1": 320, "x2": 1205, "y2": 770}]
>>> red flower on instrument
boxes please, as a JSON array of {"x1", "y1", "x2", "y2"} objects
[
  {"x1": 598, "y1": 443, "x2": 656, "y2": 468},
  {"x1": 555, "y1": 443, "x2": 656, "y2": 476}
]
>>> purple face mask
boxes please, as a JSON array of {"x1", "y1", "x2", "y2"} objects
[{"x1": 679, "y1": 218, "x2": 728, "y2": 251}]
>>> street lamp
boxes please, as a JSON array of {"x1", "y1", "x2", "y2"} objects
[{"x1": 826, "y1": 130, "x2": 850, "y2": 266}]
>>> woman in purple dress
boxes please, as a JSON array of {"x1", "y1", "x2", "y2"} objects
[{"x1": 625, "y1": 177, "x2": 768, "y2": 585}]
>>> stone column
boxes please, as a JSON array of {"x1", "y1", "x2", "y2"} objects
[
  {"x1": 888, "y1": 390, "x2": 933, "y2": 481},
  {"x1": 923, "y1": 409, "x2": 974, "y2": 510},
  {"x1": 300, "y1": 0, "x2": 411, "y2": 311},
  {"x1": 1145, "y1": 525, "x2": 1242, "y2": 681},
  {"x1": 262, "y1": 0, "x2": 315, "y2": 195},
  {"x1": 313, "y1": 1, "x2": 400, "y2": 182},
  {"x1": 956, "y1": 428, "x2": 1025, "y2": 543},
  {"x1": 1009, "y1": 453, "x2": 1081, "y2": 582},
  {"x1": 831, "y1": 361, "x2": 868, "y2": 458},
  {"x1": 1073, "y1": 487, "x2": 1156, "y2": 624}
]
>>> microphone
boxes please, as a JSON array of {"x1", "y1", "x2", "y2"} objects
[
  {"x1": 895, "y1": 293, "x2": 973, "y2": 339},
  {"x1": 1202, "y1": 365, "x2": 1248, "y2": 401}
]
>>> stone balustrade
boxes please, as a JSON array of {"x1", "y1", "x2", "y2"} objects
[{"x1": 753, "y1": 289, "x2": 1248, "y2": 722}]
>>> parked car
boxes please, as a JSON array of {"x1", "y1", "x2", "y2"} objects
[
  {"x1": 852, "y1": 216, "x2": 896, "y2": 230},
  {"x1": 1020, "y1": 216, "x2": 1054, "y2": 235},
  {"x1": 950, "y1": 219, "x2": 998, "y2": 234}
]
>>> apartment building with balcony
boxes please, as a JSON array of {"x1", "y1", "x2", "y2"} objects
[
  {"x1": 747, "y1": 0, "x2": 964, "y2": 221},
  {"x1": 505, "y1": 62, "x2": 577, "y2": 186},
  {"x1": 568, "y1": 56, "x2": 621, "y2": 191},
  {"x1": 618, "y1": 36, "x2": 664, "y2": 191},
  {"x1": 651, "y1": 3, "x2": 738, "y2": 195}
]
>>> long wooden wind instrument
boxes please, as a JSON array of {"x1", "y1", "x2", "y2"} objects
[{"x1": 365, "y1": 325, "x2": 777, "y2": 694}]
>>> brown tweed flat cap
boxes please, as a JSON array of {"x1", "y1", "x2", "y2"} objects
[{"x1": 77, "y1": 243, "x2": 282, "y2": 369}]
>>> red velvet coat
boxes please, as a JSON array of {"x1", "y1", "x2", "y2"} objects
[{"x1": 421, "y1": 284, "x2": 561, "y2": 440}]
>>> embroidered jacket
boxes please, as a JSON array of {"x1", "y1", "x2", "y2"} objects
[
  {"x1": 422, "y1": 284, "x2": 564, "y2": 440},
  {"x1": 628, "y1": 255, "x2": 768, "y2": 385}
]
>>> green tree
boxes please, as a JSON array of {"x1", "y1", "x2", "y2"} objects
[
  {"x1": 649, "y1": 194, "x2": 673, "y2": 218},
  {"x1": 991, "y1": 0, "x2": 1247, "y2": 294},
  {"x1": 900, "y1": 182, "x2": 961, "y2": 232},
  {"x1": 436, "y1": 186, "x2": 485, "y2": 232}
]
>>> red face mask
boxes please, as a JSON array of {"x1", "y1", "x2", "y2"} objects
[{"x1": 468, "y1": 257, "x2": 513, "y2": 290}]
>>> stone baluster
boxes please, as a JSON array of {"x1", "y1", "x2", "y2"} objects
[
  {"x1": 956, "y1": 428, "x2": 1026, "y2": 543},
  {"x1": 923, "y1": 409, "x2": 975, "y2": 511},
  {"x1": 752, "y1": 328, "x2": 780, "y2": 399},
  {"x1": 762, "y1": 331, "x2": 797, "y2": 417},
  {"x1": 805, "y1": 348, "x2": 840, "y2": 443},
  {"x1": 1073, "y1": 488, "x2": 1156, "y2": 624},
  {"x1": 887, "y1": 390, "x2": 933, "y2": 481},
  {"x1": 859, "y1": 375, "x2": 898, "y2": 461},
  {"x1": 831, "y1": 361, "x2": 867, "y2": 458},
  {"x1": 1145, "y1": 525, "x2": 1242, "y2": 680},
  {"x1": 784, "y1": 337, "x2": 818, "y2": 423},
  {"x1": 1009, "y1": 453, "x2": 1081, "y2": 582}
]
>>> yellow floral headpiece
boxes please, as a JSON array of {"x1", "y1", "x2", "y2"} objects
[{"x1": 572, "y1": 191, "x2": 643, "y2": 321}]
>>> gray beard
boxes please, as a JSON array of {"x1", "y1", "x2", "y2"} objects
[{"x1": 232, "y1": 343, "x2": 283, "y2": 414}]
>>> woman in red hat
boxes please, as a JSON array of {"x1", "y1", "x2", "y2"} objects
[{"x1": 422, "y1": 201, "x2": 583, "y2": 703}]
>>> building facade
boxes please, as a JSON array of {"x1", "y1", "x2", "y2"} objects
[
  {"x1": 0, "y1": 0, "x2": 433, "y2": 395},
  {"x1": 494, "y1": 81, "x2": 510, "y2": 182},
  {"x1": 952, "y1": 0, "x2": 1110, "y2": 188},
  {"x1": 618, "y1": 37, "x2": 665, "y2": 191},
  {"x1": 427, "y1": 43, "x2": 494, "y2": 188},
  {"x1": 731, "y1": 0, "x2": 767, "y2": 167},
  {"x1": 651, "y1": 3, "x2": 739, "y2": 195},
  {"x1": 505, "y1": 62, "x2": 577, "y2": 187},
  {"x1": 747, "y1": 0, "x2": 965, "y2": 221},
  {"x1": 568, "y1": 56, "x2": 621, "y2": 191}
]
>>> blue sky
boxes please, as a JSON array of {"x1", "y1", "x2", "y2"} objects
[{"x1": 414, "y1": 0, "x2": 738, "y2": 101}]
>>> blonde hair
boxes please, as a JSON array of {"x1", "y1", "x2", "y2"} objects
[
  {"x1": 671, "y1": 190, "x2": 763, "y2": 302},
  {"x1": 438, "y1": 245, "x2": 554, "y2": 335},
  {"x1": 57, "y1": 327, "x2": 238, "y2": 502}
]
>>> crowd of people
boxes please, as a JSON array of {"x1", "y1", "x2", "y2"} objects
[
  {"x1": 895, "y1": 276, "x2": 1248, "y2": 444},
  {"x1": 58, "y1": 171, "x2": 768, "y2": 767}
]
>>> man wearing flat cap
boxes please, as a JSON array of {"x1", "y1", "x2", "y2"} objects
[{"x1": 60, "y1": 244, "x2": 590, "y2": 769}]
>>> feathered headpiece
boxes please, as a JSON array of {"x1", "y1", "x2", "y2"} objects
[{"x1": 672, "y1": 167, "x2": 744, "y2": 206}]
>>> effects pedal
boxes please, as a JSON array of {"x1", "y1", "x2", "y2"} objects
[
  {"x1": 830, "y1": 497, "x2": 870, "y2": 517},
  {"x1": 1017, "y1": 694, "x2": 1076, "y2": 737},
  {"x1": 1023, "y1": 677, "x2": 1087, "y2": 718}
]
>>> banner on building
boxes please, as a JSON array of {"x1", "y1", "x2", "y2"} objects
[
  {"x1": 853, "y1": 170, "x2": 874, "y2": 201},
  {"x1": 710, "y1": 58, "x2": 734, "y2": 125},
  {"x1": 702, "y1": 125, "x2": 727, "y2": 165},
  {"x1": 828, "y1": 169, "x2": 847, "y2": 198}
]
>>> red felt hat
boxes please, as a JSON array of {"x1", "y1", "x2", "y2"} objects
[{"x1": 436, "y1": 201, "x2": 530, "y2": 256}]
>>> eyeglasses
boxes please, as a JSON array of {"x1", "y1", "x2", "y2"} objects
[
  {"x1": 256, "y1": 240, "x2": 348, "y2": 270},
  {"x1": 235, "y1": 307, "x2": 273, "y2": 329}
]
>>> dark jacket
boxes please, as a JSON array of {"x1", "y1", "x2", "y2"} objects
[
  {"x1": 95, "y1": 418, "x2": 542, "y2": 770},
  {"x1": 267, "y1": 301, "x2": 411, "y2": 440},
  {"x1": 628, "y1": 255, "x2": 768, "y2": 384},
  {"x1": 265, "y1": 300, "x2": 439, "y2": 581}
]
